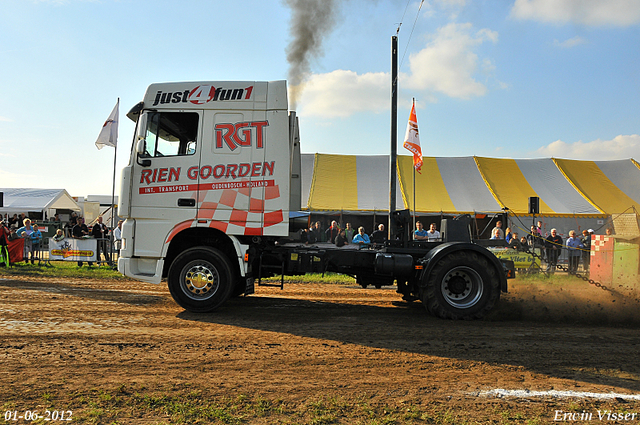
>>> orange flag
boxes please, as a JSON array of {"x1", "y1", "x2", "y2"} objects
[{"x1": 402, "y1": 99, "x2": 422, "y2": 172}]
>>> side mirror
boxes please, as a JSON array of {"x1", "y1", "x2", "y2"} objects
[
  {"x1": 135, "y1": 114, "x2": 151, "y2": 167},
  {"x1": 136, "y1": 138, "x2": 146, "y2": 155}
]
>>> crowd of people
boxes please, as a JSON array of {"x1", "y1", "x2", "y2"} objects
[
  {"x1": 488, "y1": 219, "x2": 604, "y2": 273},
  {"x1": 0, "y1": 212, "x2": 124, "y2": 267},
  {"x1": 300, "y1": 217, "x2": 447, "y2": 248},
  {"x1": 298, "y1": 217, "x2": 606, "y2": 275}
]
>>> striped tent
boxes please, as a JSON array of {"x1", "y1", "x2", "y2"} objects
[
  {"x1": 303, "y1": 154, "x2": 404, "y2": 213},
  {"x1": 302, "y1": 154, "x2": 640, "y2": 217}
]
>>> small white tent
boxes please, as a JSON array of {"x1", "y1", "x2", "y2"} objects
[{"x1": 0, "y1": 188, "x2": 81, "y2": 219}]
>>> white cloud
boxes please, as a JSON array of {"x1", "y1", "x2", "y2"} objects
[
  {"x1": 289, "y1": 24, "x2": 506, "y2": 118},
  {"x1": 404, "y1": 23, "x2": 499, "y2": 99},
  {"x1": 535, "y1": 135, "x2": 640, "y2": 160},
  {"x1": 511, "y1": 0, "x2": 640, "y2": 27},
  {"x1": 554, "y1": 36, "x2": 587, "y2": 48},
  {"x1": 0, "y1": 116, "x2": 12, "y2": 122},
  {"x1": 293, "y1": 70, "x2": 389, "y2": 118},
  {"x1": 294, "y1": 23, "x2": 501, "y2": 117}
]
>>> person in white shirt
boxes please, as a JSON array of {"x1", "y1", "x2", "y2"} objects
[
  {"x1": 491, "y1": 220, "x2": 505, "y2": 239},
  {"x1": 113, "y1": 220, "x2": 123, "y2": 252},
  {"x1": 426, "y1": 223, "x2": 441, "y2": 241}
]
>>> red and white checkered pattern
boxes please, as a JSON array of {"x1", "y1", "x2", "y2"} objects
[
  {"x1": 165, "y1": 178, "x2": 287, "y2": 243},
  {"x1": 591, "y1": 235, "x2": 613, "y2": 256}
]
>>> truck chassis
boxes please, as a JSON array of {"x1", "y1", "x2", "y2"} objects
[{"x1": 165, "y1": 236, "x2": 513, "y2": 320}]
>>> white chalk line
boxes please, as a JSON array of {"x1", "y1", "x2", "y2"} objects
[{"x1": 476, "y1": 389, "x2": 640, "y2": 400}]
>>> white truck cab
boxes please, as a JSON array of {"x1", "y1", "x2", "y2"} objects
[{"x1": 118, "y1": 81, "x2": 300, "y2": 309}]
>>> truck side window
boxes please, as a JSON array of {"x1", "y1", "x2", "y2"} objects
[{"x1": 144, "y1": 112, "x2": 198, "y2": 157}]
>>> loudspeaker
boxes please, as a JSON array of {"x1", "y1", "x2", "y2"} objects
[
  {"x1": 528, "y1": 196, "x2": 539, "y2": 215},
  {"x1": 440, "y1": 217, "x2": 471, "y2": 243},
  {"x1": 0, "y1": 192, "x2": 3, "y2": 208}
]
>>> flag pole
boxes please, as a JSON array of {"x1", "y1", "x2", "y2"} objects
[
  {"x1": 109, "y1": 98, "x2": 119, "y2": 266},
  {"x1": 389, "y1": 35, "x2": 398, "y2": 241},
  {"x1": 412, "y1": 98, "x2": 416, "y2": 231}
]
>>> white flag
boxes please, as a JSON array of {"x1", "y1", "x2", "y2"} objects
[
  {"x1": 95, "y1": 99, "x2": 119, "y2": 150},
  {"x1": 402, "y1": 99, "x2": 422, "y2": 173}
]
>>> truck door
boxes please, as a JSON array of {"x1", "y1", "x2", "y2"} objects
[
  {"x1": 130, "y1": 110, "x2": 202, "y2": 257},
  {"x1": 197, "y1": 110, "x2": 267, "y2": 235}
]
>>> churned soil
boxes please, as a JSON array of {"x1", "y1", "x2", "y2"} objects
[{"x1": 1, "y1": 274, "x2": 639, "y2": 424}]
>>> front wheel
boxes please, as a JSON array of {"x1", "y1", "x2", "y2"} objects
[
  {"x1": 421, "y1": 251, "x2": 500, "y2": 320},
  {"x1": 167, "y1": 247, "x2": 234, "y2": 313}
]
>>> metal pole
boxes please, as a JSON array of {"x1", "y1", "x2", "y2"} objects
[
  {"x1": 109, "y1": 98, "x2": 119, "y2": 266},
  {"x1": 389, "y1": 35, "x2": 398, "y2": 241}
]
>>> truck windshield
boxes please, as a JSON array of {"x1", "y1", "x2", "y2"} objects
[{"x1": 142, "y1": 112, "x2": 198, "y2": 157}]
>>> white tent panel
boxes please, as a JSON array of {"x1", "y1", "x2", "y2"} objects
[
  {"x1": 514, "y1": 159, "x2": 600, "y2": 214},
  {"x1": 301, "y1": 154, "x2": 315, "y2": 209},
  {"x1": 355, "y1": 155, "x2": 403, "y2": 211},
  {"x1": 436, "y1": 157, "x2": 501, "y2": 213},
  {"x1": 594, "y1": 160, "x2": 640, "y2": 205}
]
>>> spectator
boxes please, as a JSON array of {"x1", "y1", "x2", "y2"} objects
[
  {"x1": 370, "y1": 224, "x2": 386, "y2": 244},
  {"x1": 426, "y1": 223, "x2": 441, "y2": 242},
  {"x1": 52, "y1": 229, "x2": 65, "y2": 242},
  {"x1": 113, "y1": 220, "x2": 123, "y2": 252},
  {"x1": 491, "y1": 220, "x2": 505, "y2": 239},
  {"x1": 91, "y1": 216, "x2": 110, "y2": 262},
  {"x1": 508, "y1": 232, "x2": 521, "y2": 249},
  {"x1": 307, "y1": 222, "x2": 319, "y2": 244},
  {"x1": 69, "y1": 211, "x2": 78, "y2": 227},
  {"x1": 316, "y1": 221, "x2": 327, "y2": 242},
  {"x1": 8, "y1": 228, "x2": 18, "y2": 241},
  {"x1": 414, "y1": 221, "x2": 428, "y2": 241},
  {"x1": 8, "y1": 214, "x2": 18, "y2": 229},
  {"x1": 545, "y1": 228, "x2": 563, "y2": 272},
  {"x1": 344, "y1": 222, "x2": 356, "y2": 243},
  {"x1": 53, "y1": 214, "x2": 61, "y2": 222},
  {"x1": 16, "y1": 219, "x2": 35, "y2": 263},
  {"x1": 536, "y1": 221, "x2": 543, "y2": 236},
  {"x1": 325, "y1": 221, "x2": 340, "y2": 244},
  {"x1": 352, "y1": 226, "x2": 370, "y2": 244},
  {"x1": 505, "y1": 227, "x2": 513, "y2": 243},
  {"x1": 490, "y1": 228, "x2": 501, "y2": 240},
  {"x1": 334, "y1": 229, "x2": 349, "y2": 247},
  {"x1": 526, "y1": 225, "x2": 537, "y2": 247},
  {"x1": 519, "y1": 236, "x2": 528, "y2": 251},
  {"x1": 0, "y1": 220, "x2": 10, "y2": 266},
  {"x1": 581, "y1": 229, "x2": 593, "y2": 272},
  {"x1": 566, "y1": 230, "x2": 584, "y2": 274},
  {"x1": 30, "y1": 223, "x2": 42, "y2": 264},
  {"x1": 72, "y1": 217, "x2": 93, "y2": 267},
  {"x1": 606, "y1": 228, "x2": 613, "y2": 236}
]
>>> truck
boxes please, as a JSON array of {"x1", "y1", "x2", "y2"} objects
[{"x1": 117, "y1": 80, "x2": 515, "y2": 320}]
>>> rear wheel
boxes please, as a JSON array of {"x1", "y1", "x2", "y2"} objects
[
  {"x1": 168, "y1": 247, "x2": 234, "y2": 313},
  {"x1": 422, "y1": 251, "x2": 499, "y2": 320}
]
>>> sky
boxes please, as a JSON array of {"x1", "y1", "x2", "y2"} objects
[{"x1": 1, "y1": 0, "x2": 639, "y2": 197}]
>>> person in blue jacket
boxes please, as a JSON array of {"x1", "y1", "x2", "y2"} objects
[
  {"x1": 565, "y1": 229, "x2": 584, "y2": 274},
  {"x1": 352, "y1": 226, "x2": 370, "y2": 244},
  {"x1": 30, "y1": 224, "x2": 42, "y2": 264}
]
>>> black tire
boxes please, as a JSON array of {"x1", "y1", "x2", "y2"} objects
[
  {"x1": 167, "y1": 247, "x2": 234, "y2": 313},
  {"x1": 421, "y1": 250, "x2": 500, "y2": 320}
]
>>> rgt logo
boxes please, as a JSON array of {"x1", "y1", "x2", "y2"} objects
[
  {"x1": 152, "y1": 85, "x2": 254, "y2": 106},
  {"x1": 216, "y1": 121, "x2": 269, "y2": 151}
]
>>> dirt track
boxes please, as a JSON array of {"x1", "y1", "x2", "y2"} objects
[{"x1": 1, "y1": 275, "x2": 640, "y2": 424}]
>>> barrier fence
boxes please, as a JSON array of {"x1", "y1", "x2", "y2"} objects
[{"x1": 1, "y1": 237, "x2": 118, "y2": 267}]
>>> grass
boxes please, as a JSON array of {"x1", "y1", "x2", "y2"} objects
[
  {"x1": 0, "y1": 261, "x2": 128, "y2": 280},
  {"x1": 261, "y1": 272, "x2": 357, "y2": 285},
  {"x1": 0, "y1": 261, "x2": 357, "y2": 286},
  {"x1": 1, "y1": 384, "x2": 563, "y2": 424}
]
